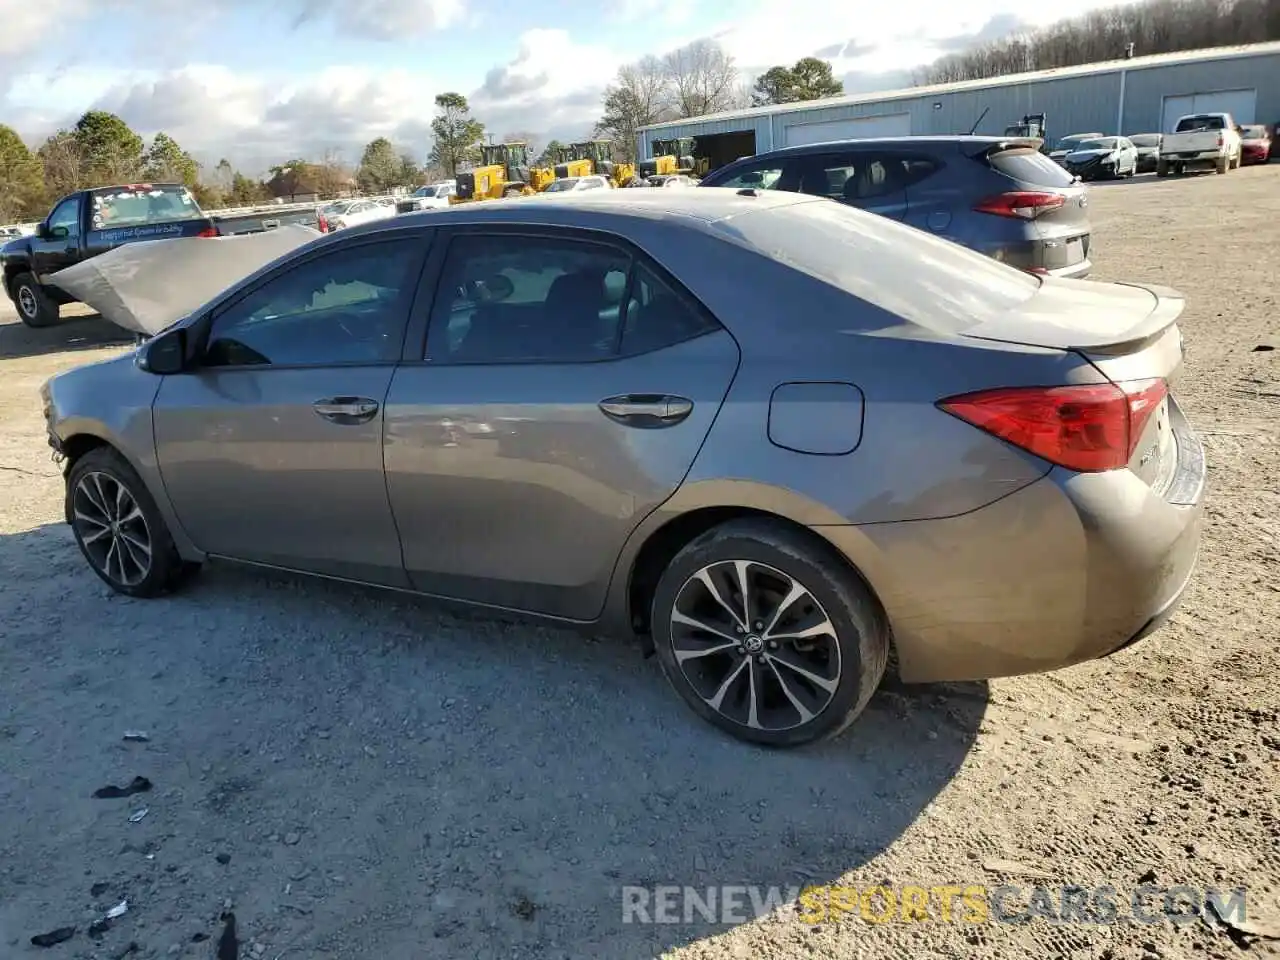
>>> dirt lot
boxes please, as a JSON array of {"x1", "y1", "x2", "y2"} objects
[{"x1": 1, "y1": 169, "x2": 1278, "y2": 960}]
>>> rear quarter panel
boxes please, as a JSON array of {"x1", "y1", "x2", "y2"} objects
[{"x1": 641, "y1": 227, "x2": 1102, "y2": 524}]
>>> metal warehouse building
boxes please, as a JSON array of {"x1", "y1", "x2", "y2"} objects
[{"x1": 637, "y1": 41, "x2": 1280, "y2": 171}]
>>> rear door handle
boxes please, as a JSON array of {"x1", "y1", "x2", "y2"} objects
[
  {"x1": 313, "y1": 396, "x2": 379, "y2": 425},
  {"x1": 598, "y1": 394, "x2": 693, "y2": 427}
]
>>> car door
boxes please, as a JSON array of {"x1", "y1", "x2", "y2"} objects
[
  {"x1": 382, "y1": 227, "x2": 741, "y2": 620},
  {"x1": 28, "y1": 196, "x2": 83, "y2": 281},
  {"x1": 152, "y1": 230, "x2": 432, "y2": 585}
]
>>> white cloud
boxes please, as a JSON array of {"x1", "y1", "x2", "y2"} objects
[{"x1": 468, "y1": 29, "x2": 617, "y2": 144}]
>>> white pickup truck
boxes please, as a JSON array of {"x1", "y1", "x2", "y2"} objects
[{"x1": 1157, "y1": 112, "x2": 1243, "y2": 176}]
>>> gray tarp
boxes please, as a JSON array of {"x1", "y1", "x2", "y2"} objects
[{"x1": 48, "y1": 223, "x2": 322, "y2": 336}]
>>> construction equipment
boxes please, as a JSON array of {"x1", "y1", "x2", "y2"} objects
[
  {"x1": 639, "y1": 138, "x2": 707, "y2": 179},
  {"x1": 450, "y1": 142, "x2": 543, "y2": 204},
  {"x1": 1004, "y1": 114, "x2": 1048, "y2": 152},
  {"x1": 566, "y1": 140, "x2": 637, "y2": 187}
]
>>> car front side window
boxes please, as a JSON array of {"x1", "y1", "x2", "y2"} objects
[
  {"x1": 48, "y1": 198, "x2": 81, "y2": 238},
  {"x1": 202, "y1": 239, "x2": 423, "y2": 368}
]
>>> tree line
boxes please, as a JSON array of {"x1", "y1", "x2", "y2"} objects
[{"x1": 921, "y1": 0, "x2": 1279, "y2": 83}]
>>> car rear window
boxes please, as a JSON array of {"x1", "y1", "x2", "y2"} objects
[
  {"x1": 985, "y1": 147, "x2": 1077, "y2": 186},
  {"x1": 1175, "y1": 115, "x2": 1225, "y2": 132},
  {"x1": 719, "y1": 198, "x2": 1039, "y2": 335}
]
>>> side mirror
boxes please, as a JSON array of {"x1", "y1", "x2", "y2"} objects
[
  {"x1": 36, "y1": 223, "x2": 50, "y2": 240},
  {"x1": 137, "y1": 327, "x2": 189, "y2": 375}
]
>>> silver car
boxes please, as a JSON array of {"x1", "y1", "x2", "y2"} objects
[{"x1": 41, "y1": 189, "x2": 1205, "y2": 747}]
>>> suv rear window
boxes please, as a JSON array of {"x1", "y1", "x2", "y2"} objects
[{"x1": 984, "y1": 147, "x2": 1076, "y2": 187}]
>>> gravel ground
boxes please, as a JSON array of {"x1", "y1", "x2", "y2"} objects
[{"x1": 1, "y1": 167, "x2": 1278, "y2": 960}]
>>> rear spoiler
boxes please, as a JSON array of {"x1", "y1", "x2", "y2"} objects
[
  {"x1": 1081, "y1": 282, "x2": 1186, "y2": 354},
  {"x1": 967, "y1": 138, "x2": 1045, "y2": 158}
]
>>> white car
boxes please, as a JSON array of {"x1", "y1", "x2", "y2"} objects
[
  {"x1": 323, "y1": 198, "x2": 397, "y2": 232},
  {"x1": 1063, "y1": 136, "x2": 1139, "y2": 180},
  {"x1": 397, "y1": 182, "x2": 456, "y2": 213},
  {"x1": 647, "y1": 174, "x2": 698, "y2": 188},
  {"x1": 541, "y1": 175, "x2": 612, "y2": 193}
]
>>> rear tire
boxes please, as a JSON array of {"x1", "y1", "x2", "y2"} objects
[
  {"x1": 1216, "y1": 157, "x2": 1229, "y2": 174},
  {"x1": 11, "y1": 272, "x2": 60, "y2": 328},
  {"x1": 1155, "y1": 159, "x2": 1170, "y2": 177},
  {"x1": 650, "y1": 518, "x2": 890, "y2": 748},
  {"x1": 66, "y1": 447, "x2": 198, "y2": 598}
]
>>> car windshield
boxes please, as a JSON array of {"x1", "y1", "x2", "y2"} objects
[
  {"x1": 543, "y1": 178, "x2": 580, "y2": 193},
  {"x1": 1074, "y1": 138, "x2": 1116, "y2": 151},
  {"x1": 1055, "y1": 137, "x2": 1089, "y2": 150},
  {"x1": 1241, "y1": 125, "x2": 1267, "y2": 140},
  {"x1": 1130, "y1": 134, "x2": 1160, "y2": 147},
  {"x1": 321, "y1": 201, "x2": 356, "y2": 216},
  {"x1": 414, "y1": 186, "x2": 439, "y2": 197},
  {"x1": 90, "y1": 185, "x2": 199, "y2": 229}
]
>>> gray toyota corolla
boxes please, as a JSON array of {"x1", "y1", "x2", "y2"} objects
[{"x1": 41, "y1": 188, "x2": 1205, "y2": 747}]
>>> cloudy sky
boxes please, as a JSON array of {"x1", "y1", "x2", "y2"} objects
[{"x1": 0, "y1": 0, "x2": 1123, "y2": 174}]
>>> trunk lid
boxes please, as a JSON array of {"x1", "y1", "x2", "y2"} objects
[
  {"x1": 961, "y1": 277, "x2": 1187, "y2": 490},
  {"x1": 978, "y1": 142, "x2": 1091, "y2": 270}
]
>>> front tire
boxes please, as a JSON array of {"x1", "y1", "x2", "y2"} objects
[
  {"x1": 651, "y1": 518, "x2": 889, "y2": 747},
  {"x1": 67, "y1": 447, "x2": 196, "y2": 597},
  {"x1": 11, "y1": 272, "x2": 60, "y2": 328}
]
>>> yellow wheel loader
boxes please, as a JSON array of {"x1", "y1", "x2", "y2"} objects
[
  {"x1": 450, "y1": 142, "x2": 546, "y2": 203},
  {"x1": 564, "y1": 140, "x2": 638, "y2": 187},
  {"x1": 638, "y1": 137, "x2": 708, "y2": 180}
]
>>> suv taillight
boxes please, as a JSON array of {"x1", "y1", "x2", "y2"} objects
[
  {"x1": 197, "y1": 227, "x2": 218, "y2": 238},
  {"x1": 972, "y1": 191, "x2": 1066, "y2": 220},
  {"x1": 938, "y1": 379, "x2": 1167, "y2": 472}
]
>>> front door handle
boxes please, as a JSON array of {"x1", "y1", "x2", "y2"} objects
[
  {"x1": 313, "y1": 396, "x2": 379, "y2": 425},
  {"x1": 598, "y1": 394, "x2": 693, "y2": 427}
]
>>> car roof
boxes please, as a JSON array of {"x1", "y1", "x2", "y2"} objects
[
  {"x1": 331, "y1": 188, "x2": 816, "y2": 241},
  {"x1": 719, "y1": 135, "x2": 1013, "y2": 162}
]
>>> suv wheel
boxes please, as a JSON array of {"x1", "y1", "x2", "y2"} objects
[{"x1": 651, "y1": 518, "x2": 889, "y2": 747}]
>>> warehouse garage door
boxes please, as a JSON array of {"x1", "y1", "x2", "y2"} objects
[
  {"x1": 782, "y1": 112, "x2": 912, "y2": 147},
  {"x1": 1161, "y1": 89, "x2": 1257, "y2": 130}
]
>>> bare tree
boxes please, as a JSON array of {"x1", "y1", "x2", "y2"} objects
[
  {"x1": 662, "y1": 40, "x2": 740, "y2": 118},
  {"x1": 920, "y1": 0, "x2": 1280, "y2": 84},
  {"x1": 594, "y1": 55, "x2": 674, "y2": 161}
]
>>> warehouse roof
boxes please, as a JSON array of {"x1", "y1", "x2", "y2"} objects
[{"x1": 638, "y1": 40, "x2": 1280, "y2": 132}]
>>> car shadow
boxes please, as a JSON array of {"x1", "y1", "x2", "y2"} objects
[
  {"x1": 0, "y1": 523, "x2": 987, "y2": 958},
  {"x1": 0, "y1": 311, "x2": 135, "y2": 361}
]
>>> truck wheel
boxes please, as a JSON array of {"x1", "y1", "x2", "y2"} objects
[
  {"x1": 12, "y1": 273, "x2": 60, "y2": 328},
  {"x1": 1216, "y1": 157, "x2": 1229, "y2": 174},
  {"x1": 1155, "y1": 159, "x2": 1169, "y2": 178}
]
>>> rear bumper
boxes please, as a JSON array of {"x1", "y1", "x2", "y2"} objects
[
  {"x1": 817, "y1": 401, "x2": 1205, "y2": 683},
  {"x1": 988, "y1": 240, "x2": 1091, "y2": 279}
]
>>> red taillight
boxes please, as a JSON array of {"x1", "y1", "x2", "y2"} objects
[
  {"x1": 317, "y1": 214, "x2": 328, "y2": 232},
  {"x1": 196, "y1": 227, "x2": 218, "y2": 238},
  {"x1": 1216, "y1": 134, "x2": 1224, "y2": 147},
  {"x1": 972, "y1": 191, "x2": 1067, "y2": 220},
  {"x1": 938, "y1": 379, "x2": 1168, "y2": 472}
]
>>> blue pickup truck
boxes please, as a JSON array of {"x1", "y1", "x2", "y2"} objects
[{"x1": 2, "y1": 182, "x2": 223, "y2": 328}]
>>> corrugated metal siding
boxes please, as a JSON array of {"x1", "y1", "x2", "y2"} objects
[
  {"x1": 637, "y1": 49, "x2": 1280, "y2": 158},
  {"x1": 1121, "y1": 52, "x2": 1280, "y2": 131}
]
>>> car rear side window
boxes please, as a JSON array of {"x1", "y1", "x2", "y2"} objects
[
  {"x1": 426, "y1": 234, "x2": 719, "y2": 364},
  {"x1": 985, "y1": 147, "x2": 1076, "y2": 187}
]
